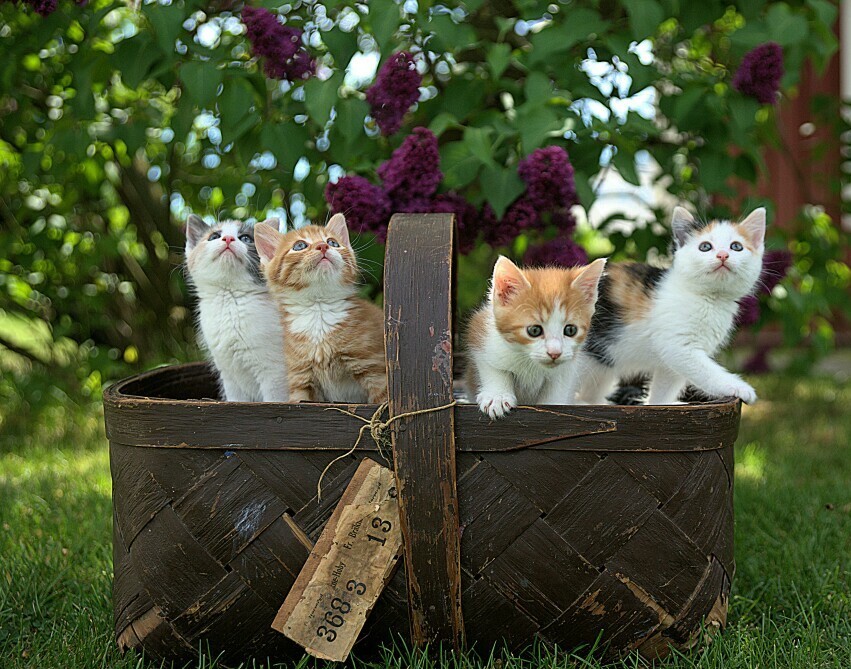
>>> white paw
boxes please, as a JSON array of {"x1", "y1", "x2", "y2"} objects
[
  {"x1": 477, "y1": 392, "x2": 517, "y2": 419},
  {"x1": 726, "y1": 381, "x2": 758, "y2": 405}
]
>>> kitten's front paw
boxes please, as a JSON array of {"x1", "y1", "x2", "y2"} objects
[
  {"x1": 477, "y1": 392, "x2": 517, "y2": 419},
  {"x1": 726, "y1": 381, "x2": 758, "y2": 405}
]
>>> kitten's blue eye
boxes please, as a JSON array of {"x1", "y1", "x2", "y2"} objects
[
  {"x1": 699, "y1": 241, "x2": 713, "y2": 252},
  {"x1": 208, "y1": 232, "x2": 221, "y2": 241},
  {"x1": 730, "y1": 241, "x2": 744, "y2": 251},
  {"x1": 526, "y1": 325, "x2": 543, "y2": 338},
  {"x1": 239, "y1": 234, "x2": 252, "y2": 244},
  {"x1": 327, "y1": 238, "x2": 340, "y2": 248},
  {"x1": 563, "y1": 324, "x2": 578, "y2": 337},
  {"x1": 292, "y1": 240, "x2": 308, "y2": 251}
]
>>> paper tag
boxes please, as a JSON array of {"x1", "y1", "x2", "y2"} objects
[{"x1": 272, "y1": 458, "x2": 403, "y2": 662}]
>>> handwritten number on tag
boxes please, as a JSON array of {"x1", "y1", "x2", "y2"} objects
[{"x1": 346, "y1": 580, "x2": 366, "y2": 595}]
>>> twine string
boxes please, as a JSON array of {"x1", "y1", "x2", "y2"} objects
[{"x1": 316, "y1": 400, "x2": 457, "y2": 500}]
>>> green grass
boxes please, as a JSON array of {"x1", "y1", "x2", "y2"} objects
[{"x1": 1, "y1": 374, "x2": 850, "y2": 668}]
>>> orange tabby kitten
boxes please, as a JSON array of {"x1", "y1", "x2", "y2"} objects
[
  {"x1": 254, "y1": 214, "x2": 388, "y2": 404},
  {"x1": 464, "y1": 256, "x2": 607, "y2": 418}
]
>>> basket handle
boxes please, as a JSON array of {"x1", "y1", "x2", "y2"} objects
[{"x1": 383, "y1": 213, "x2": 464, "y2": 651}]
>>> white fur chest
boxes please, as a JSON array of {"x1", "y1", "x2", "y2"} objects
[
  {"x1": 651, "y1": 288, "x2": 738, "y2": 355},
  {"x1": 481, "y1": 327, "x2": 553, "y2": 402},
  {"x1": 283, "y1": 299, "x2": 351, "y2": 343},
  {"x1": 196, "y1": 289, "x2": 286, "y2": 398}
]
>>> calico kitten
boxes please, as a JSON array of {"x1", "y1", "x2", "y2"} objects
[
  {"x1": 577, "y1": 206, "x2": 766, "y2": 405},
  {"x1": 184, "y1": 215, "x2": 289, "y2": 402},
  {"x1": 464, "y1": 256, "x2": 607, "y2": 419},
  {"x1": 254, "y1": 213, "x2": 387, "y2": 404}
]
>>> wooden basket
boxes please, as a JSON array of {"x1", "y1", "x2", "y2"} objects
[{"x1": 105, "y1": 214, "x2": 739, "y2": 663}]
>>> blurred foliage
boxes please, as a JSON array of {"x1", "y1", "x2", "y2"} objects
[{"x1": 0, "y1": 0, "x2": 847, "y2": 411}]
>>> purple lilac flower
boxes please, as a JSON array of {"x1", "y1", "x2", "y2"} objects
[
  {"x1": 25, "y1": 0, "x2": 56, "y2": 14},
  {"x1": 735, "y1": 294, "x2": 761, "y2": 328},
  {"x1": 759, "y1": 249, "x2": 792, "y2": 294},
  {"x1": 524, "y1": 234, "x2": 589, "y2": 268},
  {"x1": 743, "y1": 344, "x2": 771, "y2": 374},
  {"x1": 551, "y1": 208, "x2": 577, "y2": 234},
  {"x1": 242, "y1": 7, "x2": 314, "y2": 82},
  {"x1": 325, "y1": 175, "x2": 391, "y2": 239},
  {"x1": 732, "y1": 42, "x2": 784, "y2": 105},
  {"x1": 430, "y1": 192, "x2": 480, "y2": 254},
  {"x1": 377, "y1": 127, "x2": 442, "y2": 208},
  {"x1": 485, "y1": 198, "x2": 539, "y2": 247},
  {"x1": 366, "y1": 52, "x2": 422, "y2": 136},
  {"x1": 517, "y1": 146, "x2": 579, "y2": 213}
]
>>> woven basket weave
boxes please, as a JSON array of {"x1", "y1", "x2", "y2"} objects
[{"x1": 105, "y1": 214, "x2": 738, "y2": 663}]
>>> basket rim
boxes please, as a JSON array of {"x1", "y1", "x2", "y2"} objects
[{"x1": 103, "y1": 362, "x2": 742, "y2": 454}]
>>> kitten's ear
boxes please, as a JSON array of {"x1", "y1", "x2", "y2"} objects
[
  {"x1": 253, "y1": 223, "x2": 282, "y2": 263},
  {"x1": 325, "y1": 213, "x2": 351, "y2": 248},
  {"x1": 671, "y1": 207, "x2": 696, "y2": 248},
  {"x1": 571, "y1": 258, "x2": 607, "y2": 305},
  {"x1": 491, "y1": 256, "x2": 530, "y2": 306},
  {"x1": 738, "y1": 207, "x2": 766, "y2": 249},
  {"x1": 186, "y1": 214, "x2": 209, "y2": 249},
  {"x1": 261, "y1": 217, "x2": 283, "y2": 233}
]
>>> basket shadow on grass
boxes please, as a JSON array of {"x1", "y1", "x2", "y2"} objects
[{"x1": 0, "y1": 375, "x2": 850, "y2": 668}]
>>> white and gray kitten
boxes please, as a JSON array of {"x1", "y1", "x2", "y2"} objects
[
  {"x1": 577, "y1": 207, "x2": 766, "y2": 406},
  {"x1": 185, "y1": 215, "x2": 288, "y2": 402}
]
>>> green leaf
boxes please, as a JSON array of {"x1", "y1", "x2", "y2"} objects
[
  {"x1": 621, "y1": 0, "x2": 664, "y2": 40},
  {"x1": 322, "y1": 27, "x2": 359, "y2": 67},
  {"x1": 145, "y1": 2, "x2": 184, "y2": 55},
  {"x1": 304, "y1": 72, "x2": 343, "y2": 127},
  {"x1": 429, "y1": 112, "x2": 458, "y2": 137},
  {"x1": 516, "y1": 105, "x2": 558, "y2": 153},
  {"x1": 766, "y1": 3, "x2": 808, "y2": 46},
  {"x1": 219, "y1": 77, "x2": 255, "y2": 129},
  {"x1": 171, "y1": 100, "x2": 196, "y2": 141},
  {"x1": 115, "y1": 35, "x2": 161, "y2": 89},
  {"x1": 72, "y1": 63, "x2": 95, "y2": 119},
  {"x1": 221, "y1": 111, "x2": 260, "y2": 146},
  {"x1": 612, "y1": 148, "x2": 640, "y2": 186},
  {"x1": 440, "y1": 141, "x2": 481, "y2": 190},
  {"x1": 334, "y1": 97, "x2": 368, "y2": 142},
  {"x1": 487, "y1": 42, "x2": 511, "y2": 79},
  {"x1": 729, "y1": 96, "x2": 760, "y2": 136},
  {"x1": 528, "y1": 9, "x2": 609, "y2": 65},
  {"x1": 696, "y1": 149, "x2": 731, "y2": 192},
  {"x1": 481, "y1": 167, "x2": 525, "y2": 218},
  {"x1": 180, "y1": 61, "x2": 223, "y2": 109},
  {"x1": 261, "y1": 122, "x2": 310, "y2": 173},
  {"x1": 463, "y1": 126, "x2": 496, "y2": 167},
  {"x1": 370, "y1": 0, "x2": 401, "y2": 49},
  {"x1": 428, "y1": 14, "x2": 478, "y2": 53},
  {"x1": 441, "y1": 77, "x2": 487, "y2": 122},
  {"x1": 524, "y1": 71, "x2": 552, "y2": 106}
]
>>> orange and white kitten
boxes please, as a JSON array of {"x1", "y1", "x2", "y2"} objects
[
  {"x1": 254, "y1": 214, "x2": 387, "y2": 404},
  {"x1": 464, "y1": 256, "x2": 607, "y2": 419}
]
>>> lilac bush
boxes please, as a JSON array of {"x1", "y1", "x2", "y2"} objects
[
  {"x1": 733, "y1": 42, "x2": 784, "y2": 105},
  {"x1": 366, "y1": 52, "x2": 422, "y2": 136},
  {"x1": 242, "y1": 7, "x2": 314, "y2": 82}
]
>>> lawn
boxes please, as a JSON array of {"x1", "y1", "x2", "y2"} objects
[{"x1": 1, "y1": 374, "x2": 850, "y2": 668}]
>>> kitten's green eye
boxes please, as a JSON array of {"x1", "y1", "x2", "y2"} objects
[
  {"x1": 239, "y1": 234, "x2": 252, "y2": 244},
  {"x1": 730, "y1": 241, "x2": 743, "y2": 251},
  {"x1": 699, "y1": 241, "x2": 713, "y2": 252},
  {"x1": 208, "y1": 232, "x2": 221, "y2": 241},
  {"x1": 327, "y1": 238, "x2": 341, "y2": 248},
  {"x1": 526, "y1": 325, "x2": 543, "y2": 338},
  {"x1": 563, "y1": 324, "x2": 578, "y2": 337},
  {"x1": 292, "y1": 240, "x2": 308, "y2": 251}
]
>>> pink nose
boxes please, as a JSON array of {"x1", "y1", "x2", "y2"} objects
[
  {"x1": 315, "y1": 243, "x2": 329, "y2": 254},
  {"x1": 717, "y1": 250, "x2": 729, "y2": 261},
  {"x1": 222, "y1": 235, "x2": 235, "y2": 245},
  {"x1": 548, "y1": 351, "x2": 561, "y2": 361}
]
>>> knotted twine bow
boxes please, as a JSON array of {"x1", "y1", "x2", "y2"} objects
[{"x1": 317, "y1": 400, "x2": 457, "y2": 500}]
